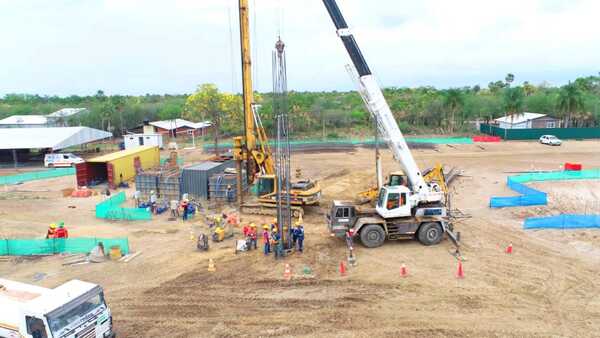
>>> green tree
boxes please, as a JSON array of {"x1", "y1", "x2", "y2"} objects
[
  {"x1": 503, "y1": 86, "x2": 525, "y2": 138},
  {"x1": 442, "y1": 88, "x2": 464, "y2": 133},
  {"x1": 557, "y1": 82, "x2": 585, "y2": 128},
  {"x1": 184, "y1": 84, "x2": 223, "y2": 154}
]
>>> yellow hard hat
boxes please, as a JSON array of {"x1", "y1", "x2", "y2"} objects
[
  {"x1": 272, "y1": 228, "x2": 278, "y2": 232},
  {"x1": 250, "y1": 223, "x2": 256, "y2": 228},
  {"x1": 295, "y1": 221, "x2": 300, "y2": 226},
  {"x1": 262, "y1": 224, "x2": 269, "y2": 229},
  {"x1": 50, "y1": 223, "x2": 57, "y2": 229}
]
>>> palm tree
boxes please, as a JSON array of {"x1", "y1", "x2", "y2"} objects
[
  {"x1": 557, "y1": 82, "x2": 584, "y2": 128},
  {"x1": 505, "y1": 73, "x2": 515, "y2": 87},
  {"x1": 442, "y1": 89, "x2": 464, "y2": 133},
  {"x1": 502, "y1": 87, "x2": 524, "y2": 139}
]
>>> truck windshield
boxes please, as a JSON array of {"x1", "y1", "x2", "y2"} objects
[{"x1": 47, "y1": 292, "x2": 105, "y2": 335}]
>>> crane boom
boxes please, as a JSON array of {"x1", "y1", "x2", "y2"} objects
[{"x1": 322, "y1": 0, "x2": 432, "y2": 200}]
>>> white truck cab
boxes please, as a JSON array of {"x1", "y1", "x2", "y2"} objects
[
  {"x1": 0, "y1": 278, "x2": 115, "y2": 338},
  {"x1": 44, "y1": 153, "x2": 84, "y2": 168}
]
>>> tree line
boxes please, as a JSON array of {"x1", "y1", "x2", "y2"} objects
[{"x1": 1, "y1": 74, "x2": 599, "y2": 139}]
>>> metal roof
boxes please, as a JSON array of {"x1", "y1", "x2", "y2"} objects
[
  {"x1": 47, "y1": 108, "x2": 88, "y2": 118},
  {"x1": 150, "y1": 119, "x2": 211, "y2": 131},
  {"x1": 88, "y1": 145, "x2": 157, "y2": 162},
  {"x1": 495, "y1": 113, "x2": 547, "y2": 124},
  {"x1": 184, "y1": 161, "x2": 224, "y2": 171},
  {"x1": 0, "y1": 127, "x2": 112, "y2": 150},
  {"x1": 0, "y1": 115, "x2": 48, "y2": 125}
]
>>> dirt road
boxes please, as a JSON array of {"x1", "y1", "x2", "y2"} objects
[{"x1": 1, "y1": 140, "x2": 600, "y2": 337}]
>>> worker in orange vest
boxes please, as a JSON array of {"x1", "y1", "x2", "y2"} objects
[{"x1": 46, "y1": 223, "x2": 57, "y2": 239}]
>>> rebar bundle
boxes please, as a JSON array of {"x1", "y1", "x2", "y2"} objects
[{"x1": 272, "y1": 38, "x2": 293, "y2": 250}]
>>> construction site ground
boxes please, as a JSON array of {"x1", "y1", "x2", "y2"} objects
[{"x1": 2, "y1": 140, "x2": 600, "y2": 337}]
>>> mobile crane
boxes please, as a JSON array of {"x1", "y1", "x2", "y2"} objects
[
  {"x1": 232, "y1": 0, "x2": 321, "y2": 216},
  {"x1": 323, "y1": 0, "x2": 459, "y2": 248}
]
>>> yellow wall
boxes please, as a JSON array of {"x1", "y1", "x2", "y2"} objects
[{"x1": 109, "y1": 146, "x2": 159, "y2": 184}]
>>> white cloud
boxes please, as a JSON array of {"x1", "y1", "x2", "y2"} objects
[{"x1": 0, "y1": 0, "x2": 598, "y2": 95}]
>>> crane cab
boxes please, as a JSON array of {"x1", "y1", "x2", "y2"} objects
[{"x1": 375, "y1": 185, "x2": 413, "y2": 219}]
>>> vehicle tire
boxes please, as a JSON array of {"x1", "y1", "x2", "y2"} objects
[
  {"x1": 359, "y1": 224, "x2": 385, "y2": 248},
  {"x1": 417, "y1": 222, "x2": 444, "y2": 246}
]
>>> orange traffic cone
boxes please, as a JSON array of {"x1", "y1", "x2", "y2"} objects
[
  {"x1": 505, "y1": 243, "x2": 513, "y2": 254},
  {"x1": 283, "y1": 263, "x2": 292, "y2": 281},
  {"x1": 339, "y1": 261, "x2": 347, "y2": 277},
  {"x1": 456, "y1": 261, "x2": 464, "y2": 279},
  {"x1": 207, "y1": 258, "x2": 216, "y2": 272},
  {"x1": 400, "y1": 263, "x2": 408, "y2": 277}
]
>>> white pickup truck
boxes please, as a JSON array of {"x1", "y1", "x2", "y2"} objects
[
  {"x1": 44, "y1": 153, "x2": 84, "y2": 168},
  {"x1": 0, "y1": 278, "x2": 115, "y2": 338}
]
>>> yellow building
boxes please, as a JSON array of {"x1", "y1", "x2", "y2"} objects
[{"x1": 76, "y1": 146, "x2": 159, "y2": 188}]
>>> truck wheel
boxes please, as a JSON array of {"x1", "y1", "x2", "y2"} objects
[
  {"x1": 417, "y1": 222, "x2": 443, "y2": 246},
  {"x1": 360, "y1": 224, "x2": 385, "y2": 248}
]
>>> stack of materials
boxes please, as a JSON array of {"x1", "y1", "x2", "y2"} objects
[
  {"x1": 71, "y1": 187, "x2": 93, "y2": 198},
  {"x1": 181, "y1": 160, "x2": 235, "y2": 200},
  {"x1": 135, "y1": 167, "x2": 180, "y2": 202}
]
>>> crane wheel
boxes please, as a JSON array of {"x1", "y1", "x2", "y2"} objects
[
  {"x1": 417, "y1": 222, "x2": 444, "y2": 246},
  {"x1": 359, "y1": 224, "x2": 385, "y2": 248}
]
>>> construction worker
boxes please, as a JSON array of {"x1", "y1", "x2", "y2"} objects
[
  {"x1": 249, "y1": 223, "x2": 258, "y2": 250},
  {"x1": 181, "y1": 199, "x2": 189, "y2": 221},
  {"x1": 170, "y1": 199, "x2": 180, "y2": 218},
  {"x1": 262, "y1": 225, "x2": 271, "y2": 255},
  {"x1": 295, "y1": 222, "x2": 305, "y2": 252},
  {"x1": 133, "y1": 190, "x2": 141, "y2": 207},
  {"x1": 270, "y1": 218, "x2": 277, "y2": 232},
  {"x1": 55, "y1": 224, "x2": 69, "y2": 238},
  {"x1": 345, "y1": 228, "x2": 355, "y2": 250},
  {"x1": 271, "y1": 228, "x2": 282, "y2": 259},
  {"x1": 149, "y1": 190, "x2": 157, "y2": 213},
  {"x1": 242, "y1": 223, "x2": 251, "y2": 237},
  {"x1": 46, "y1": 223, "x2": 57, "y2": 239},
  {"x1": 226, "y1": 185, "x2": 234, "y2": 203}
]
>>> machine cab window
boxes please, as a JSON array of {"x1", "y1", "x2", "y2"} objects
[
  {"x1": 335, "y1": 207, "x2": 350, "y2": 218},
  {"x1": 389, "y1": 174, "x2": 407, "y2": 187},
  {"x1": 386, "y1": 192, "x2": 407, "y2": 210},
  {"x1": 26, "y1": 316, "x2": 48, "y2": 338}
]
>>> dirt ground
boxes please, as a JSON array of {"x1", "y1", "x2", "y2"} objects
[{"x1": 2, "y1": 140, "x2": 600, "y2": 337}]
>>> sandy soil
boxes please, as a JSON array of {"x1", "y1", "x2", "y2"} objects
[{"x1": 1, "y1": 140, "x2": 600, "y2": 337}]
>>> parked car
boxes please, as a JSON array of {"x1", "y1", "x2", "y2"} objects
[
  {"x1": 539, "y1": 135, "x2": 562, "y2": 146},
  {"x1": 44, "y1": 153, "x2": 84, "y2": 167}
]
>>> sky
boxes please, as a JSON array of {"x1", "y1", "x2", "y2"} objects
[{"x1": 0, "y1": 0, "x2": 599, "y2": 96}]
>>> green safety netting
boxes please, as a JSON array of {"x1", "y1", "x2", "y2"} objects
[
  {"x1": 0, "y1": 237, "x2": 129, "y2": 256},
  {"x1": 510, "y1": 169, "x2": 600, "y2": 183},
  {"x1": 202, "y1": 137, "x2": 473, "y2": 150},
  {"x1": 96, "y1": 191, "x2": 151, "y2": 220},
  {"x1": 0, "y1": 168, "x2": 75, "y2": 185}
]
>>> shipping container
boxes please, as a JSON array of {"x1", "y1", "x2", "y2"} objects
[
  {"x1": 181, "y1": 160, "x2": 235, "y2": 200},
  {"x1": 208, "y1": 173, "x2": 247, "y2": 201},
  {"x1": 76, "y1": 146, "x2": 160, "y2": 188}
]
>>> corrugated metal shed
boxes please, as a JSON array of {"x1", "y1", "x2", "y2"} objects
[
  {"x1": 0, "y1": 115, "x2": 49, "y2": 125},
  {"x1": 47, "y1": 108, "x2": 88, "y2": 118},
  {"x1": 181, "y1": 160, "x2": 234, "y2": 199},
  {"x1": 0, "y1": 127, "x2": 112, "y2": 150},
  {"x1": 150, "y1": 119, "x2": 212, "y2": 131}
]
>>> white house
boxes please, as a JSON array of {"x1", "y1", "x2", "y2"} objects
[{"x1": 494, "y1": 113, "x2": 561, "y2": 129}]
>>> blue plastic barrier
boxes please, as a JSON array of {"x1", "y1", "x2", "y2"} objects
[
  {"x1": 524, "y1": 214, "x2": 600, "y2": 229},
  {"x1": 490, "y1": 178, "x2": 547, "y2": 208}
]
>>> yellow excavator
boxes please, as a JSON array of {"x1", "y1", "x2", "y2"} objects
[
  {"x1": 358, "y1": 164, "x2": 448, "y2": 204},
  {"x1": 232, "y1": 0, "x2": 321, "y2": 217}
]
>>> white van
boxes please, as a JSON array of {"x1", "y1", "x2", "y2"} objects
[
  {"x1": 0, "y1": 278, "x2": 115, "y2": 338},
  {"x1": 44, "y1": 153, "x2": 84, "y2": 167}
]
